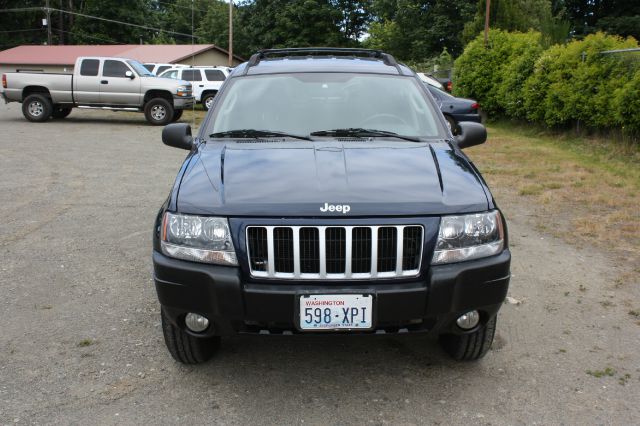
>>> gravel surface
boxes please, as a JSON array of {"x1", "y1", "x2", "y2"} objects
[{"x1": 1, "y1": 104, "x2": 638, "y2": 425}]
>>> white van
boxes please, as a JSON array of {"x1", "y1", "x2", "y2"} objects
[{"x1": 159, "y1": 66, "x2": 231, "y2": 110}]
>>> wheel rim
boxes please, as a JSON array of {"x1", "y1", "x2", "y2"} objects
[
  {"x1": 28, "y1": 101, "x2": 44, "y2": 117},
  {"x1": 151, "y1": 105, "x2": 166, "y2": 121},
  {"x1": 205, "y1": 96, "x2": 214, "y2": 109},
  {"x1": 446, "y1": 118, "x2": 452, "y2": 130}
]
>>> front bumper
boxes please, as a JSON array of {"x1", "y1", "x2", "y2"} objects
[
  {"x1": 172, "y1": 95, "x2": 194, "y2": 109},
  {"x1": 153, "y1": 249, "x2": 511, "y2": 337}
]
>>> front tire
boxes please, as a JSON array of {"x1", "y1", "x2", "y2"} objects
[
  {"x1": 439, "y1": 315, "x2": 497, "y2": 361},
  {"x1": 161, "y1": 308, "x2": 220, "y2": 364},
  {"x1": 202, "y1": 92, "x2": 217, "y2": 111},
  {"x1": 144, "y1": 98, "x2": 174, "y2": 125},
  {"x1": 51, "y1": 106, "x2": 72, "y2": 119},
  {"x1": 22, "y1": 94, "x2": 53, "y2": 123}
]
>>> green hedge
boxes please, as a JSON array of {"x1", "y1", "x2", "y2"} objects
[{"x1": 453, "y1": 30, "x2": 640, "y2": 133}]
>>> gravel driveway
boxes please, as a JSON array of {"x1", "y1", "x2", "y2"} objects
[{"x1": 1, "y1": 104, "x2": 638, "y2": 425}]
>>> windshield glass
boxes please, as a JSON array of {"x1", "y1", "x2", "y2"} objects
[
  {"x1": 127, "y1": 60, "x2": 154, "y2": 77},
  {"x1": 207, "y1": 73, "x2": 444, "y2": 139}
]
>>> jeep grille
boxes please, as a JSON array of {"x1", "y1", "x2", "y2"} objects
[{"x1": 246, "y1": 225, "x2": 423, "y2": 280}]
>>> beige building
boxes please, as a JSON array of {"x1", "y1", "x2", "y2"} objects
[{"x1": 0, "y1": 44, "x2": 244, "y2": 75}]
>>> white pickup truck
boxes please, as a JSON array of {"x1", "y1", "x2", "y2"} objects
[{"x1": 1, "y1": 56, "x2": 194, "y2": 125}]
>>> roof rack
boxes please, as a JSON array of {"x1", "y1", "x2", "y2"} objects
[{"x1": 243, "y1": 47, "x2": 404, "y2": 75}]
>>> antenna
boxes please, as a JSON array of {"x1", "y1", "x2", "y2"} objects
[{"x1": 191, "y1": 0, "x2": 195, "y2": 127}]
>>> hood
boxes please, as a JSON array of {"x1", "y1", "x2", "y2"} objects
[
  {"x1": 176, "y1": 141, "x2": 490, "y2": 217},
  {"x1": 143, "y1": 76, "x2": 191, "y2": 91}
]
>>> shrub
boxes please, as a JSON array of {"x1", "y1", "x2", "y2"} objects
[
  {"x1": 496, "y1": 32, "x2": 545, "y2": 119},
  {"x1": 453, "y1": 29, "x2": 543, "y2": 115},
  {"x1": 523, "y1": 32, "x2": 639, "y2": 129},
  {"x1": 613, "y1": 71, "x2": 640, "y2": 132}
]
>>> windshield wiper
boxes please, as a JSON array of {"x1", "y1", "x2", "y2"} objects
[
  {"x1": 310, "y1": 128, "x2": 421, "y2": 142},
  {"x1": 209, "y1": 129, "x2": 311, "y2": 141}
]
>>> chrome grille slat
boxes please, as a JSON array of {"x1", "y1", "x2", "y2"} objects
[
  {"x1": 370, "y1": 226, "x2": 379, "y2": 278},
  {"x1": 266, "y1": 226, "x2": 275, "y2": 276},
  {"x1": 292, "y1": 226, "x2": 301, "y2": 278},
  {"x1": 318, "y1": 226, "x2": 327, "y2": 278},
  {"x1": 246, "y1": 225, "x2": 423, "y2": 280},
  {"x1": 395, "y1": 225, "x2": 404, "y2": 275},
  {"x1": 344, "y1": 226, "x2": 353, "y2": 279}
]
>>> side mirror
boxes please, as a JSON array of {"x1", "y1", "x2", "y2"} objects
[
  {"x1": 162, "y1": 123, "x2": 193, "y2": 150},
  {"x1": 454, "y1": 121, "x2": 487, "y2": 149},
  {"x1": 125, "y1": 70, "x2": 134, "y2": 79}
]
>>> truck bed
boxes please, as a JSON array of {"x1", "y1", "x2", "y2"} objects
[{"x1": 3, "y1": 72, "x2": 73, "y2": 104}]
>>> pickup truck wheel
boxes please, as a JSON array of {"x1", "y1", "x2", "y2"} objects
[
  {"x1": 22, "y1": 94, "x2": 53, "y2": 123},
  {"x1": 202, "y1": 93, "x2": 217, "y2": 111},
  {"x1": 144, "y1": 98, "x2": 174, "y2": 126},
  {"x1": 51, "y1": 107, "x2": 72, "y2": 119},
  {"x1": 161, "y1": 308, "x2": 220, "y2": 364},
  {"x1": 171, "y1": 109, "x2": 184, "y2": 122},
  {"x1": 439, "y1": 315, "x2": 497, "y2": 361}
]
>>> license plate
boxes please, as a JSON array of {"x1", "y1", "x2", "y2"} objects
[{"x1": 299, "y1": 294, "x2": 373, "y2": 330}]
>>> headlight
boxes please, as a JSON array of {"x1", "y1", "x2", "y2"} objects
[
  {"x1": 161, "y1": 212, "x2": 237, "y2": 266},
  {"x1": 432, "y1": 210, "x2": 504, "y2": 265},
  {"x1": 176, "y1": 86, "x2": 191, "y2": 97}
]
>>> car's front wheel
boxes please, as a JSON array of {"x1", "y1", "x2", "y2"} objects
[
  {"x1": 439, "y1": 315, "x2": 497, "y2": 361},
  {"x1": 161, "y1": 308, "x2": 220, "y2": 364},
  {"x1": 144, "y1": 98, "x2": 174, "y2": 125}
]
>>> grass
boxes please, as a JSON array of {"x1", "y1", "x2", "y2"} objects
[
  {"x1": 466, "y1": 122, "x2": 640, "y2": 269},
  {"x1": 586, "y1": 367, "x2": 617, "y2": 378},
  {"x1": 77, "y1": 339, "x2": 95, "y2": 347},
  {"x1": 180, "y1": 108, "x2": 207, "y2": 127}
]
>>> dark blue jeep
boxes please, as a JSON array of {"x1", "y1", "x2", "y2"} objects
[{"x1": 153, "y1": 48, "x2": 510, "y2": 364}]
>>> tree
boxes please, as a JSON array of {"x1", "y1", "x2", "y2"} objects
[
  {"x1": 70, "y1": 0, "x2": 158, "y2": 44},
  {"x1": 462, "y1": 0, "x2": 568, "y2": 44},
  {"x1": 332, "y1": 0, "x2": 373, "y2": 42},
  {"x1": 155, "y1": 0, "x2": 212, "y2": 44},
  {"x1": 238, "y1": 0, "x2": 345, "y2": 52},
  {"x1": 365, "y1": 0, "x2": 476, "y2": 62},
  {"x1": 0, "y1": 0, "x2": 56, "y2": 48}
]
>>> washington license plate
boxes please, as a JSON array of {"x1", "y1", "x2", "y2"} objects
[{"x1": 299, "y1": 294, "x2": 373, "y2": 330}]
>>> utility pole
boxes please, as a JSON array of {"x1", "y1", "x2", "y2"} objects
[
  {"x1": 228, "y1": 0, "x2": 233, "y2": 67},
  {"x1": 484, "y1": 0, "x2": 490, "y2": 47},
  {"x1": 45, "y1": 0, "x2": 52, "y2": 45}
]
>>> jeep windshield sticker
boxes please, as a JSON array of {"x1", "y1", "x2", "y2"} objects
[{"x1": 320, "y1": 203, "x2": 350, "y2": 214}]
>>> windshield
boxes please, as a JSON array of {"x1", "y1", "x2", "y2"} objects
[
  {"x1": 127, "y1": 60, "x2": 154, "y2": 77},
  {"x1": 207, "y1": 73, "x2": 444, "y2": 139}
]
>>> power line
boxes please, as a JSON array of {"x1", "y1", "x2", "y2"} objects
[
  {"x1": 52, "y1": 28, "x2": 127, "y2": 45},
  {"x1": 0, "y1": 28, "x2": 45, "y2": 34},
  {"x1": 0, "y1": 6, "x2": 201, "y2": 40},
  {"x1": 155, "y1": 0, "x2": 209, "y2": 14}
]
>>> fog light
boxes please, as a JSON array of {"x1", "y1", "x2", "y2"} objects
[
  {"x1": 185, "y1": 313, "x2": 209, "y2": 332},
  {"x1": 456, "y1": 310, "x2": 480, "y2": 330}
]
